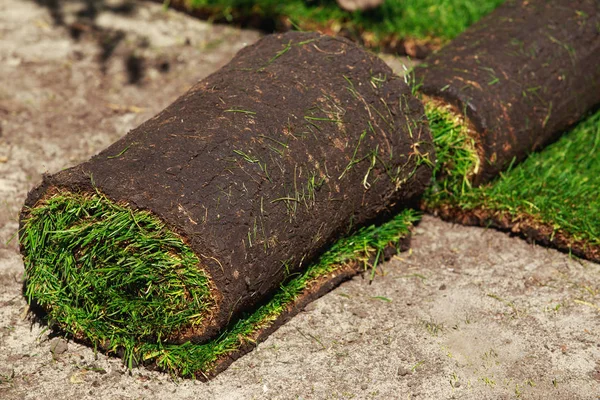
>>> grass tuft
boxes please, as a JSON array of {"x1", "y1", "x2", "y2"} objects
[{"x1": 422, "y1": 100, "x2": 480, "y2": 203}]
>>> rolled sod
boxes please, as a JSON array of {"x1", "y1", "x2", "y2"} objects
[
  {"x1": 418, "y1": 0, "x2": 600, "y2": 262},
  {"x1": 20, "y1": 31, "x2": 433, "y2": 365},
  {"x1": 415, "y1": 0, "x2": 600, "y2": 185}
]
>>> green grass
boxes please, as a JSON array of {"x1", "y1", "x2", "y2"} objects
[
  {"x1": 426, "y1": 109, "x2": 600, "y2": 251},
  {"x1": 423, "y1": 100, "x2": 480, "y2": 202},
  {"x1": 20, "y1": 191, "x2": 215, "y2": 365},
  {"x1": 185, "y1": 0, "x2": 505, "y2": 43},
  {"x1": 421, "y1": 94, "x2": 599, "y2": 256}
]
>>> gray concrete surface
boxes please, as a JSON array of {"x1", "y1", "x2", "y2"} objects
[{"x1": 1, "y1": 1, "x2": 599, "y2": 399}]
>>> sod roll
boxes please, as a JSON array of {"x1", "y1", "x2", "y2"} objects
[
  {"x1": 20, "y1": 32, "x2": 433, "y2": 350},
  {"x1": 415, "y1": 0, "x2": 600, "y2": 185}
]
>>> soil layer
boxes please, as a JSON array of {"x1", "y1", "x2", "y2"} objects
[
  {"x1": 415, "y1": 0, "x2": 600, "y2": 184},
  {"x1": 21, "y1": 31, "x2": 433, "y2": 344}
]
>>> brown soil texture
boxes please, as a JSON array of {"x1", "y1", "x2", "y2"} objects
[
  {"x1": 22, "y1": 30, "x2": 433, "y2": 344},
  {"x1": 416, "y1": 0, "x2": 600, "y2": 184},
  {"x1": 2, "y1": 1, "x2": 600, "y2": 398}
]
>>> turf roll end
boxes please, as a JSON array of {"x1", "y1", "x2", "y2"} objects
[
  {"x1": 422, "y1": 97, "x2": 481, "y2": 203},
  {"x1": 20, "y1": 189, "x2": 218, "y2": 355}
]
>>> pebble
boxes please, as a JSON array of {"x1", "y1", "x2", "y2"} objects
[
  {"x1": 50, "y1": 338, "x2": 68, "y2": 358},
  {"x1": 351, "y1": 308, "x2": 369, "y2": 319},
  {"x1": 303, "y1": 302, "x2": 317, "y2": 312}
]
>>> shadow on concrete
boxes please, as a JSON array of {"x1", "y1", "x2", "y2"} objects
[{"x1": 31, "y1": 0, "x2": 147, "y2": 84}]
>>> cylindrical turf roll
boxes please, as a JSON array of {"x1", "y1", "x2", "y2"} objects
[
  {"x1": 20, "y1": 32, "x2": 433, "y2": 349},
  {"x1": 415, "y1": 0, "x2": 600, "y2": 185}
]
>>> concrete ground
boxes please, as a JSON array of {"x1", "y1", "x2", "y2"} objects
[{"x1": 1, "y1": 1, "x2": 599, "y2": 399}]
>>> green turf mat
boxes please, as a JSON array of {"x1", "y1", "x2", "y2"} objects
[{"x1": 425, "y1": 109, "x2": 600, "y2": 262}]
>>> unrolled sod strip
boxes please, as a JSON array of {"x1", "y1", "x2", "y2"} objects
[
  {"x1": 416, "y1": 0, "x2": 600, "y2": 186},
  {"x1": 20, "y1": 32, "x2": 433, "y2": 365},
  {"x1": 160, "y1": 0, "x2": 505, "y2": 58},
  {"x1": 429, "y1": 111, "x2": 600, "y2": 263}
]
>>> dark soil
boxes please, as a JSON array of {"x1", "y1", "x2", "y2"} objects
[
  {"x1": 415, "y1": 0, "x2": 600, "y2": 184},
  {"x1": 22, "y1": 31, "x2": 433, "y2": 344}
]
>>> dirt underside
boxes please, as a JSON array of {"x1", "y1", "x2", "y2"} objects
[{"x1": 1, "y1": 1, "x2": 599, "y2": 399}]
